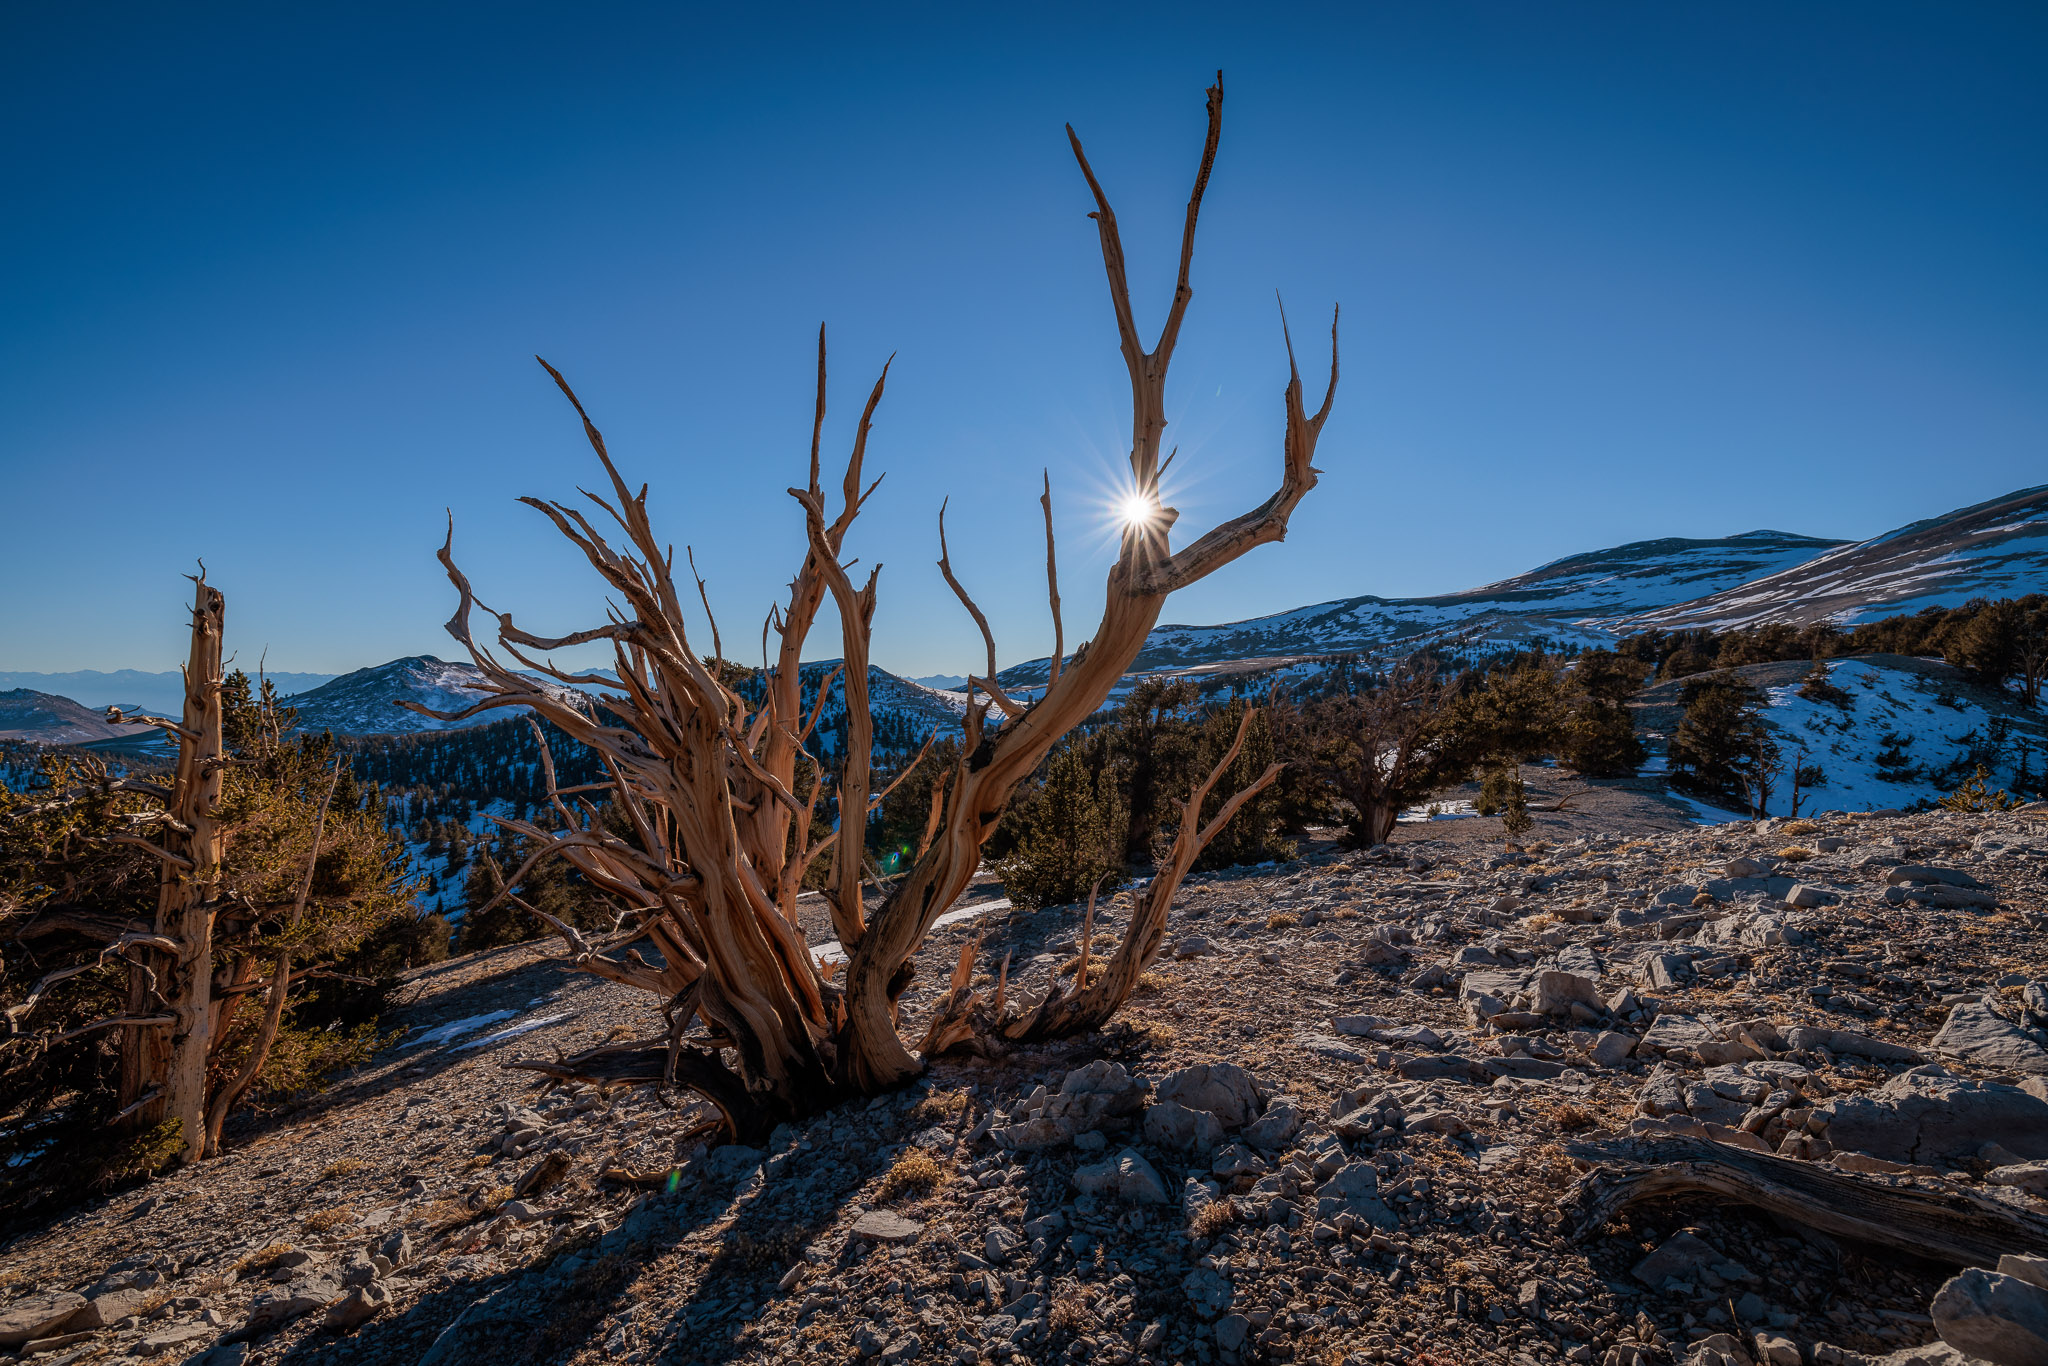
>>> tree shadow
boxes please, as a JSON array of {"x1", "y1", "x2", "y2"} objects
[{"x1": 266, "y1": 1081, "x2": 944, "y2": 1366}]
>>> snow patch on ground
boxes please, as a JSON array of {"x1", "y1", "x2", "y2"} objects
[
  {"x1": 1398, "y1": 799, "x2": 1478, "y2": 823},
  {"x1": 456, "y1": 1012, "x2": 576, "y2": 1051},
  {"x1": 405, "y1": 1010, "x2": 518, "y2": 1049}
]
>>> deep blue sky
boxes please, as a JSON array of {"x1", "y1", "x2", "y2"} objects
[{"x1": 3, "y1": 3, "x2": 2043, "y2": 678}]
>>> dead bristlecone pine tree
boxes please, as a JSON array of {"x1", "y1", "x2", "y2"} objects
[{"x1": 420, "y1": 72, "x2": 1339, "y2": 1142}]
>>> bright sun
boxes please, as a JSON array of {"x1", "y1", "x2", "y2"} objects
[{"x1": 1118, "y1": 491, "x2": 1155, "y2": 530}]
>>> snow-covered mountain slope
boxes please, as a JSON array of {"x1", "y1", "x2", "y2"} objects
[
  {"x1": 282, "y1": 656, "x2": 584, "y2": 736},
  {"x1": 1637, "y1": 655, "x2": 2046, "y2": 818},
  {"x1": 735, "y1": 661, "x2": 967, "y2": 759},
  {"x1": 1618, "y1": 485, "x2": 2048, "y2": 632},
  {"x1": 997, "y1": 529, "x2": 1843, "y2": 690},
  {"x1": 0, "y1": 689, "x2": 134, "y2": 744}
]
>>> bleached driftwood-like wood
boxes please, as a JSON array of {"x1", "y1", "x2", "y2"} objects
[{"x1": 1563, "y1": 1135, "x2": 2048, "y2": 1268}]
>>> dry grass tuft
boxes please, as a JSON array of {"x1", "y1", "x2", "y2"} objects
[
  {"x1": 320, "y1": 1157, "x2": 366, "y2": 1181},
  {"x1": 481, "y1": 1184, "x2": 515, "y2": 1209},
  {"x1": 1049, "y1": 1286, "x2": 1094, "y2": 1331},
  {"x1": 876, "y1": 1149, "x2": 944, "y2": 1201},
  {"x1": 909, "y1": 1089, "x2": 970, "y2": 1125},
  {"x1": 1134, "y1": 971, "x2": 1171, "y2": 995},
  {"x1": 1266, "y1": 911, "x2": 1300, "y2": 930},
  {"x1": 234, "y1": 1243, "x2": 296, "y2": 1276},
  {"x1": 1191, "y1": 1199, "x2": 1236, "y2": 1239},
  {"x1": 1551, "y1": 1103, "x2": 1596, "y2": 1132},
  {"x1": 467, "y1": 1153, "x2": 496, "y2": 1170},
  {"x1": 1776, "y1": 846, "x2": 1815, "y2": 862},
  {"x1": 1056, "y1": 957, "x2": 1108, "y2": 985},
  {"x1": 1133, "y1": 1021, "x2": 1177, "y2": 1049},
  {"x1": 1778, "y1": 819, "x2": 1820, "y2": 836},
  {"x1": 303, "y1": 1207, "x2": 356, "y2": 1233}
]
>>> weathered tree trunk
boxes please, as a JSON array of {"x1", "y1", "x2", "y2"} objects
[{"x1": 119, "y1": 578, "x2": 226, "y2": 1163}]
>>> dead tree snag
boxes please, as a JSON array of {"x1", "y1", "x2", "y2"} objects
[{"x1": 431, "y1": 73, "x2": 1338, "y2": 1136}]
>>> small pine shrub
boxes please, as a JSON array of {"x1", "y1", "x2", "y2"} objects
[{"x1": 1941, "y1": 766, "x2": 2019, "y2": 813}]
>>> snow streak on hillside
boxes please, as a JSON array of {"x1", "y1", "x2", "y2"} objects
[
  {"x1": 1621, "y1": 484, "x2": 2048, "y2": 632},
  {"x1": 998, "y1": 530, "x2": 1842, "y2": 688}
]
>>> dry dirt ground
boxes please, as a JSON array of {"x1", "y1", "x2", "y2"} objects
[{"x1": 4, "y1": 799, "x2": 2046, "y2": 1366}]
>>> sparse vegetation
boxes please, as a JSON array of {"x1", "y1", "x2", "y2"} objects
[
  {"x1": 1191, "y1": 1199, "x2": 1236, "y2": 1238},
  {"x1": 876, "y1": 1150, "x2": 943, "y2": 1201}
]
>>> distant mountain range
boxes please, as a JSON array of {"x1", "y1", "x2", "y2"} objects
[
  {"x1": 0, "y1": 669, "x2": 338, "y2": 715},
  {"x1": 278, "y1": 654, "x2": 969, "y2": 751},
  {"x1": 6, "y1": 484, "x2": 2042, "y2": 746}
]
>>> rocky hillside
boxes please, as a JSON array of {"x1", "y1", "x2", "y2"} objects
[{"x1": 5, "y1": 800, "x2": 2045, "y2": 1366}]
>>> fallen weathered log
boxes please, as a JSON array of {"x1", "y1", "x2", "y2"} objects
[{"x1": 1562, "y1": 1135, "x2": 2048, "y2": 1268}]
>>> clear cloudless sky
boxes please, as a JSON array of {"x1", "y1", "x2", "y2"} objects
[{"x1": 2, "y1": 2, "x2": 2044, "y2": 680}]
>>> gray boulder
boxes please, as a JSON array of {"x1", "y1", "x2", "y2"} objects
[
  {"x1": 1532, "y1": 970, "x2": 1601, "y2": 1017},
  {"x1": 1933, "y1": 1268, "x2": 2048, "y2": 1366},
  {"x1": 1045, "y1": 1060, "x2": 1149, "y2": 1131},
  {"x1": 1822, "y1": 1067, "x2": 2048, "y2": 1165},
  {"x1": 245, "y1": 1273, "x2": 343, "y2": 1331},
  {"x1": 0, "y1": 1291, "x2": 83, "y2": 1350},
  {"x1": 1935, "y1": 1003, "x2": 2048, "y2": 1076},
  {"x1": 1154, "y1": 1063, "x2": 1263, "y2": 1130},
  {"x1": 1312, "y1": 1161, "x2": 1398, "y2": 1230},
  {"x1": 323, "y1": 1282, "x2": 391, "y2": 1332},
  {"x1": 1241, "y1": 1098, "x2": 1303, "y2": 1151},
  {"x1": 72, "y1": 1285, "x2": 156, "y2": 1330},
  {"x1": 1072, "y1": 1148, "x2": 1168, "y2": 1205},
  {"x1": 1182, "y1": 1267, "x2": 1235, "y2": 1319},
  {"x1": 1143, "y1": 1100, "x2": 1225, "y2": 1153}
]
